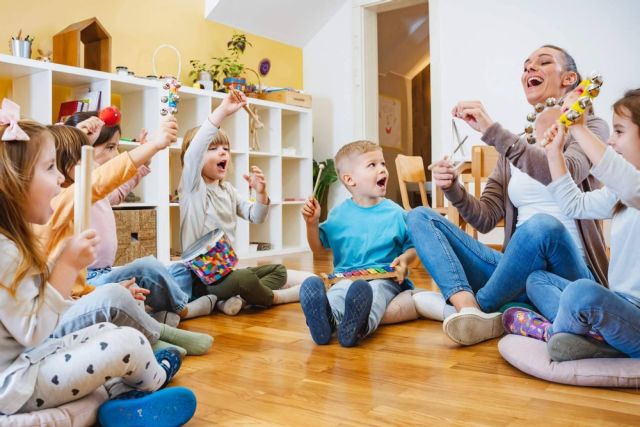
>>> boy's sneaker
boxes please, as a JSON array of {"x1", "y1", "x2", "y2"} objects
[
  {"x1": 98, "y1": 386, "x2": 196, "y2": 427},
  {"x1": 300, "y1": 278, "x2": 336, "y2": 345},
  {"x1": 502, "y1": 307, "x2": 551, "y2": 341},
  {"x1": 442, "y1": 307, "x2": 503, "y2": 345},
  {"x1": 155, "y1": 347, "x2": 183, "y2": 388},
  {"x1": 547, "y1": 332, "x2": 628, "y2": 362},
  {"x1": 338, "y1": 280, "x2": 373, "y2": 347}
]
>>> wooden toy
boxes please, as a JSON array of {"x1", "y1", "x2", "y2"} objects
[
  {"x1": 181, "y1": 229, "x2": 238, "y2": 285},
  {"x1": 320, "y1": 266, "x2": 399, "y2": 286},
  {"x1": 161, "y1": 77, "x2": 181, "y2": 115},
  {"x1": 313, "y1": 163, "x2": 325, "y2": 199},
  {"x1": 98, "y1": 106, "x2": 121, "y2": 127},
  {"x1": 229, "y1": 88, "x2": 264, "y2": 128},
  {"x1": 427, "y1": 119, "x2": 468, "y2": 170},
  {"x1": 74, "y1": 146, "x2": 94, "y2": 234}
]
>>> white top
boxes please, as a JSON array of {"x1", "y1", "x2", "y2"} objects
[
  {"x1": 547, "y1": 147, "x2": 640, "y2": 304},
  {"x1": 179, "y1": 119, "x2": 269, "y2": 250},
  {"x1": 508, "y1": 163, "x2": 584, "y2": 256},
  {"x1": 0, "y1": 235, "x2": 73, "y2": 415}
]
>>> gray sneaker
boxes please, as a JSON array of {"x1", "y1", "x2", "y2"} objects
[{"x1": 547, "y1": 333, "x2": 628, "y2": 362}]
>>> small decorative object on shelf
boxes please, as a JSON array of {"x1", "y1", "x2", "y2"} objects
[
  {"x1": 53, "y1": 17, "x2": 111, "y2": 71},
  {"x1": 160, "y1": 77, "x2": 181, "y2": 116},
  {"x1": 124, "y1": 192, "x2": 141, "y2": 203},
  {"x1": 250, "y1": 242, "x2": 272, "y2": 251},
  {"x1": 320, "y1": 266, "x2": 399, "y2": 286},
  {"x1": 36, "y1": 48, "x2": 52, "y2": 62},
  {"x1": 10, "y1": 29, "x2": 33, "y2": 59},
  {"x1": 115, "y1": 66, "x2": 128, "y2": 76},
  {"x1": 99, "y1": 106, "x2": 121, "y2": 127},
  {"x1": 182, "y1": 229, "x2": 238, "y2": 285}
]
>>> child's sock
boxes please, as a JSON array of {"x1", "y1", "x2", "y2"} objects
[
  {"x1": 151, "y1": 340, "x2": 187, "y2": 358},
  {"x1": 150, "y1": 311, "x2": 180, "y2": 328},
  {"x1": 182, "y1": 295, "x2": 218, "y2": 319},
  {"x1": 216, "y1": 296, "x2": 245, "y2": 315},
  {"x1": 502, "y1": 307, "x2": 551, "y2": 342},
  {"x1": 413, "y1": 291, "x2": 454, "y2": 321},
  {"x1": 159, "y1": 325, "x2": 213, "y2": 355},
  {"x1": 272, "y1": 284, "x2": 301, "y2": 304}
]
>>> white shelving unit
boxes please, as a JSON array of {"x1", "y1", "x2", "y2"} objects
[{"x1": 0, "y1": 54, "x2": 312, "y2": 262}]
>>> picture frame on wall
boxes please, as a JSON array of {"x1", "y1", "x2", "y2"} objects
[{"x1": 379, "y1": 94, "x2": 401, "y2": 149}]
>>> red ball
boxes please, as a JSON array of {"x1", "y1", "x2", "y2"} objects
[{"x1": 99, "y1": 106, "x2": 121, "y2": 127}]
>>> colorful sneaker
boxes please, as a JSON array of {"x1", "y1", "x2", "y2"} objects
[
  {"x1": 338, "y1": 280, "x2": 373, "y2": 347},
  {"x1": 98, "y1": 386, "x2": 196, "y2": 427},
  {"x1": 300, "y1": 278, "x2": 336, "y2": 345},
  {"x1": 443, "y1": 307, "x2": 503, "y2": 345},
  {"x1": 502, "y1": 307, "x2": 551, "y2": 342},
  {"x1": 547, "y1": 332, "x2": 628, "y2": 362},
  {"x1": 155, "y1": 347, "x2": 183, "y2": 388}
]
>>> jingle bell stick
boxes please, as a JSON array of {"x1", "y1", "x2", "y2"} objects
[
  {"x1": 74, "y1": 146, "x2": 94, "y2": 234},
  {"x1": 229, "y1": 88, "x2": 264, "y2": 129},
  {"x1": 312, "y1": 163, "x2": 325, "y2": 199}
]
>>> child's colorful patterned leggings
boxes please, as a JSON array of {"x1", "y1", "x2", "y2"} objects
[{"x1": 20, "y1": 323, "x2": 166, "y2": 412}]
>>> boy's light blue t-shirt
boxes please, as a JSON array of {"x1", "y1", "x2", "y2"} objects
[{"x1": 319, "y1": 198, "x2": 414, "y2": 282}]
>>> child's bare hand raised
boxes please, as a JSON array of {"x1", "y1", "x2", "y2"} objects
[
  {"x1": 49, "y1": 230, "x2": 100, "y2": 296},
  {"x1": 302, "y1": 197, "x2": 321, "y2": 225},
  {"x1": 209, "y1": 92, "x2": 247, "y2": 127},
  {"x1": 243, "y1": 166, "x2": 267, "y2": 199},
  {"x1": 76, "y1": 117, "x2": 105, "y2": 146},
  {"x1": 152, "y1": 115, "x2": 179, "y2": 150},
  {"x1": 542, "y1": 122, "x2": 566, "y2": 155},
  {"x1": 390, "y1": 256, "x2": 408, "y2": 284}
]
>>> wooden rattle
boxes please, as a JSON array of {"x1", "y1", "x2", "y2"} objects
[
  {"x1": 74, "y1": 146, "x2": 94, "y2": 234},
  {"x1": 320, "y1": 266, "x2": 399, "y2": 286}
]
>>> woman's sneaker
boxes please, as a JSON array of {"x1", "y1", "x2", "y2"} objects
[
  {"x1": 443, "y1": 307, "x2": 503, "y2": 345},
  {"x1": 547, "y1": 332, "x2": 628, "y2": 362},
  {"x1": 98, "y1": 386, "x2": 196, "y2": 427},
  {"x1": 300, "y1": 278, "x2": 336, "y2": 345}
]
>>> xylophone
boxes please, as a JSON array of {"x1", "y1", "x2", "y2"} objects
[
  {"x1": 182, "y1": 229, "x2": 238, "y2": 285},
  {"x1": 320, "y1": 266, "x2": 399, "y2": 286}
]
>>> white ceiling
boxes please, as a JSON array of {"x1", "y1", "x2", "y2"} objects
[
  {"x1": 378, "y1": 2, "x2": 429, "y2": 79},
  {"x1": 204, "y1": 0, "x2": 347, "y2": 47}
]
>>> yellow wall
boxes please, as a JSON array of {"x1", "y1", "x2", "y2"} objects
[{"x1": 0, "y1": 0, "x2": 302, "y2": 90}]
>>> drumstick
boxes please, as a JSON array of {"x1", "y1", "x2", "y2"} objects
[
  {"x1": 312, "y1": 163, "x2": 325, "y2": 199},
  {"x1": 229, "y1": 88, "x2": 264, "y2": 128},
  {"x1": 74, "y1": 146, "x2": 94, "y2": 234}
]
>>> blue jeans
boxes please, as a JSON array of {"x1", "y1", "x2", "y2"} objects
[
  {"x1": 527, "y1": 272, "x2": 640, "y2": 358},
  {"x1": 406, "y1": 209, "x2": 593, "y2": 312},
  {"x1": 52, "y1": 284, "x2": 161, "y2": 343},
  {"x1": 328, "y1": 278, "x2": 401, "y2": 336},
  {"x1": 87, "y1": 257, "x2": 192, "y2": 313}
]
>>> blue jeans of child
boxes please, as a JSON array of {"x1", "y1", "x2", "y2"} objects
[
  {"x1": 328, "y1": 278, "x2": 401, "y2": 336},
  {"x1": 527, "y1": 272, "x2": 640, "y2": 358},
  {"x1": 87, "y1": 257, "x2": 192, "y2": 314},
  {"x1": 406, "y1": 209, "x2": 593, "y2": 312}
]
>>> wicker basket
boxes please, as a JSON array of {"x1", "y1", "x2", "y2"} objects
[{"x1": 113, "y1": 208, "x2": 157, "y2": 266}]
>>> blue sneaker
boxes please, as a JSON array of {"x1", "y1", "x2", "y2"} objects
[
  {"x1": 300, "y1": 277, "x2": 335, "y2": 345},
  {"x1": 338, "y1": 280, "x2": 373, "y2": 347},
  {"x1": 155, "y1": 347, "x2": 183, "y2": 388},
  {"x1": 98, "y1": 386, "x2": 196, "y2": 427}
]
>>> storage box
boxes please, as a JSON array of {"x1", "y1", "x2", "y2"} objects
[
  {"x1": 258, "y1": 91, "x2": 311, "y2": 108},
  {"x1": 113, "y1": 208, "x2": 157, "y2": 266}
]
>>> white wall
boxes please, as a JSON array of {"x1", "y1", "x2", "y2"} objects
[
  {"x1": 303, "y1": 0, "x2": 354, "y2": 207},
  {"x1": 429, "y1": 0, "x2": 640, "y2": 163}
]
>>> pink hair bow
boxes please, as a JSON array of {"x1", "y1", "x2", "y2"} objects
[{"x1": 0, "y1": 99, "x2": 29, "y2": 141}]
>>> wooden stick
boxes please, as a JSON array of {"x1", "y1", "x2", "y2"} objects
[
  {"x1": 74, "y1": 146, "x2": 94, "y2": 234},
  {"x1": 313, "y1": 163, "x2": 325, "y2": 199},
  {"x1": 230, "y1": 88, "x2": 264, "y2": 128}
]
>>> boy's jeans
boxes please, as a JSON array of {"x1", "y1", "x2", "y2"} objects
[
  {"x1": 406, "y1": 209, "x2": 593, "y2": 312},
  {"x1": 87, "y1": 257, "x2": 192, "y2": 313},
  {"x1": 328, "y1": 279, "x2": 401, "y2": 336},
  {"x1": 527, "y1": 271, "x2": 640, "y2": 358}
]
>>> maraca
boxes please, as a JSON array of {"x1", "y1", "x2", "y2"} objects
[{"x1": 99, "y1": 106, "x2": 121, "y2": 127}]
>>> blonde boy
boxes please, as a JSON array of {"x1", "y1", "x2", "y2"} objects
[{"x1": 300, "y1": 140, "x2": 416, "y2": 347}]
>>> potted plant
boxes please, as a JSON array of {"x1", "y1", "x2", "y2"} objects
[
  {"x1": 188, "y1": 59, "x2": 212, "y2": 83},
  {"x1": 313, "y1": 159, "x2": 338, "y2": 222}
]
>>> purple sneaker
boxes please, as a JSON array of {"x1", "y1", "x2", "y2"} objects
[{"x1": 502, "y1": 307, "x2": 551, "y2": 342}]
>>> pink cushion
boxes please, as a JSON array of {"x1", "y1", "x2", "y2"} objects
[
  {"x1": 498, "y1": 335, "x2": 640, "y2": 387},
  {"x1": 0, "y1": 387, "x2": 108, "y2": 427}
]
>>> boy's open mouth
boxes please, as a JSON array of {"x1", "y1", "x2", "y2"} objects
[{"x1": 377, "y1": 177, "x2": 387, "y2": 188}]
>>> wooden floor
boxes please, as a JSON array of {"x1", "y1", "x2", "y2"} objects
[{"x1": 175, "y1": 252, "x2": 640, "y2": 426}]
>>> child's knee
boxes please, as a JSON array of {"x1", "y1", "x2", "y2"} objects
[{"x1": 562, "y1": 280, "x2": 604, "y2": 309}]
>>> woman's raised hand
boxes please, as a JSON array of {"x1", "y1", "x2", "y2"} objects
[
  {"x1": 432, "y1": 155, "x2": 459, "y2": 190},
  {"x1": 452, "y1": 101, "x2": 494, "y2": 134}
]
